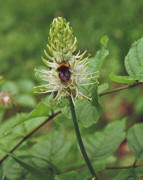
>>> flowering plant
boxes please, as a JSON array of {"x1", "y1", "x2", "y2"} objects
[
  {"x1": 34, "y1": 17, "x2": 97, "y2": 102},
  {"x1": 0, "y1": 16, "x2": 143, "y2": 180}
]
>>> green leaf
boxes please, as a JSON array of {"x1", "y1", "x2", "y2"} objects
[
  {"x1": 98, "y1": 83, "x2": 109, "y2": 94},
  {"x1": 14, "y1": 97, "x2": 52, "y2": 125},
  {"x1": 109, "y1": 72, "x2": 136, "y2": 84},
  {"x1": 25, "y1": 98, "x2": 51, "y2": 119},
  {"x1": 127, "y1": 123, "x2": 143, "y2": 159},
  {"x1": 0, "y1": 116, "x2": 49, "y2": 160},
  {"x1": 111, "y1": 167, "x2": 143, "y2": 180},
  {"x1": 31, "y1": 123, "x2": 72, "y2": 166},
  {"x1": 10, "y1": 154, "x2": 54, "y2": 180},
  {"x1": 93, "y1": 156, "x2": 116, "y2": 172},
  {"x1": 84, "y1": 119, "x2": 126, "y2": 160},
  {"x1": 55, "y1": 169, "x2": 90, "y2": 180},
  {"x1": 109, "y1": 167, "x2": 143, "y2": 180},
  {"x1": 135, "y1": 65, "x2": 143, "y2": 81},
  {"x1": 3, "y1": 157, "x2": 26, "y2": 179},
  {"x1": 0, "y1": 165, "x2": 5, "y2": 180},
  {"x1": 76, "y1": 86, "x2": 102, "y2": 128},
  {"x1": 135, "y1": 166, "x2": 143, "y2": 179},
  {"x1": 88, "y1": 45, "x2": 109, "y2": 73},
  {"x1": 110, "y1": 169, "x2": 136, "y2": 180},
  {"x1": 76, "y1": 99, "x2": 102, "y2": 128},
  {"x1": 125, "y1": 37, "x2": 143, "y2": 80},
  {"x1": 0, "y1": 98, "x2": 52, "y2": 138}
]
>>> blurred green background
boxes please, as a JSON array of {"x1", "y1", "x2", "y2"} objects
[
  {"x1": 0, "y1": 0, "x2": 143, "y2": 179},
  {"x1": 1, "y1": 0, "x2": 143, "y2": 122},
  {"x1": 1, "y1": 0, "x2": 143, "y2": 80},
  {"x1": 1, "y1": 0, "x2": 143, "y2": 113}
]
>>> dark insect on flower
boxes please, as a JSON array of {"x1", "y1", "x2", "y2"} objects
[{"x1": 57, "y1": 62, "x2": 71, "y2": 83}]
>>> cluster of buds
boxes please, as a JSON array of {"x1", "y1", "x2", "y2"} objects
[{"x1": 46, "y1": 17, "x2": 77, "y2": 63}]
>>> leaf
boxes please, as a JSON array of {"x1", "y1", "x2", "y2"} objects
[
  {"x1": 0, "y1": 165, "x2": 5, "y2": 180},
  {"x1": 0, "y1": 116, "x2": 50, "y2": 160},
  {"x1": 94, "y1": 48, "x2": 109, "y2": 71},
  {"x1": 10, "y1": 154, "x2": 54, "y2": 180},
  {"x1": 25, "y1": 98, "x2": 51, "y2": 119},
  {"x1": 110, "y1": 169, "x2": 136, "y2": 180},
  {"x1": 0, "y1": 97, "x2": 59, "y2": 156},
  {"x1": 127, "y1": 123, "x2": 143, "y2": 159},
  {"x1": 88, "y1": 45, "x2": 109, "y2": 73},
  {"x1": 109, "y1": 72, "x2": 136, "y2": 84},
  {"x1": 14, "y1": 97, "x2": 52, "y2": 126},
  {"x1": 31, "y1": 123, "x2": 72, "y2": 166},
  {"x1": 3, "y1": 157, "x2": 26, "y2": 179},
  {"x1": 93, "y1": 156, "x2": 116, "y2": 172},
  {"x1": 98, "y1": 83, "x2": 109, "y2": 94},
  {"x1": 84, "y1": 119, "x2": 126, "y2": 160},
  {"x1": 135, "y1": 166, "x2": 143, "y2": 179},
  {"x1": 76, "y1": 86, "x2": 102, "y2": 128},
  {"x1": 55, "y1": 169, "x2": 90, "y2": 180},
  {"x1": 135, "y1": 65, "x2": 143, "y2": 81},
  {"x1": 0, "y1": 98, "x2": 52, "y2": 138},
  {"x1": 109, "y1": 167, "x2": 143, "y2": 180},
  {"x1": 125, "y1": 37, "x2": 143, "y2": 80},
  {"x1": 76, "y1": 99, "x2": 102, "y2": 128}
]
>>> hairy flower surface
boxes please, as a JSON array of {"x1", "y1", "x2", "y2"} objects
[{"x1": 35, "y1": 17, "x2": 93, "y2": 100}]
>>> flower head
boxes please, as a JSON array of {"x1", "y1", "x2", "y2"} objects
[{"x1": 35, "y1": 17, "x2": 93, "y2": 100}]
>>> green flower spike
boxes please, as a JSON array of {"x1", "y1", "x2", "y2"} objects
[{"x1": 35, "y1": 17, "x2": 93, "y2": 100}]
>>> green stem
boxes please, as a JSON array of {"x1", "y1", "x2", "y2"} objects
[
  {"x1": 68, "y1": 96, "x2": 98, "y2": 180},
  {"x1": 99, "y1": 82, "x2": 143, "y2": 97},
  {"x1": 133, "y1": 159, "x2": 137, "y2": 168}
]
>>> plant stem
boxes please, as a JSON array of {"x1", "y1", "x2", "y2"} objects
[
  {"x1": 133, "y1": 159, "x2": 137, "y2": 168},
  {"x1": 0, "y1": 111, "x2": 61, "y2": 165},
  {"x1": 99, "y1": 82, "x2": 143, "y2": 97},
  {"x1": 68, "y1": 96, "x2": 98, "y2": 180},
  {"x1": 63, "y1": 163, "x2": 143, "y2": 174}
]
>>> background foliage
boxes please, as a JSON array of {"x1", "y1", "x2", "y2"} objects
[{"x1": 0, "y1": 0, "x2": 143, "y2": 179}]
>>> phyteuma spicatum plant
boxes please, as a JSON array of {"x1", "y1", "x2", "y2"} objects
[{"x1": 34, "y1": 17, "x2": 96, "y2": 101}]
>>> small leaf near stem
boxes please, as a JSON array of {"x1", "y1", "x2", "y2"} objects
[{"x1": 68, "y1": 95, "x2": 98, "y2": 180}]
